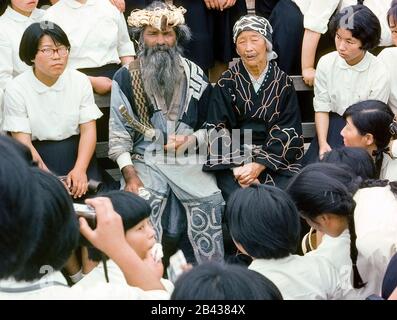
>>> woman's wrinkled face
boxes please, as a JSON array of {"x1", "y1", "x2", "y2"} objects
[{"x1": 236, "y1": 30, "x2": 267, "y2": 70}]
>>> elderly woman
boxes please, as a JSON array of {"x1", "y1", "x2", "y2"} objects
[
  {"x1": 204, "y1": 14, "x2": 304, "y2": 200},
  {"x1": 2, "y1": 22, "x2": 103, "y2": 199}
]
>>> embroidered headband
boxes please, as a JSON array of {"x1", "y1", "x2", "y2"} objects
[
  {"x1": 127, "y1": 4, "x2": 186, "y2": 31},
  {"x1": 233, "y1": 15, "x2": 278, "y2": 61},
  {"x1": 233, "y1": 15, "x2": 273, "y2": 44}
]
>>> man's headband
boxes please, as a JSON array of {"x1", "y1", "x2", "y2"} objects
[{"x1": 127, "y1": 4, "x2": 186, "y2": 31}]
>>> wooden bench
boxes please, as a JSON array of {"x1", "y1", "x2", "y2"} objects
[{"x1": 94, "y1": 75, "x2": 315, "y2": 180}]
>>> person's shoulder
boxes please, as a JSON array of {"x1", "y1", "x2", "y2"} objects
[
  {"x1": 354, "y1": 186, "x2": 388, "y2": 202},
  {"x1": 317, "y1": 51, "x2": 339, "y2": 66},
  {"x1": 66, "y1": 68, "x2": 91, "y2": 83},
  {"x1": 376, "y1": 48, "x2": 397, "y2": 64},
  {"x1": 96, "y1": 0, "x2": 121, "y2": 16},
  {"x1": 7, "y1": 69, "x2": 32, "y2": 88},
  {"x1": 113, "y1": 64, "x2": 132, "y2": 83},
  {"x1": 182, "y1": 58, "x2": 207, "y2": 79},
  {"x1": 44, "y1": 0, "x2": 65, "y2": 13}
]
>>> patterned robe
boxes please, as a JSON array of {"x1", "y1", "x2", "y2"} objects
[{"x1": 204, "y1": 60, "x2": 304, "y2": 189}]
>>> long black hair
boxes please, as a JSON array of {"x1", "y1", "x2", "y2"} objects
[
  {"x1": 343, "y1": 100, "x2": 397, "y2": 178},
  {"x1": 286, "y1": 163, "x2": 366, "y2": 289}
]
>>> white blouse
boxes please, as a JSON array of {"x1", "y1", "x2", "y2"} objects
[
  {"x1": 313, "y1": 51, "x2": 390, "y2": 115},
  {"x1": 353, "y1": 186, "x2": 397, "y2": 295},
  {"x1": 74, "y1": 260, "x2": 173, "y2": 299},
  {"x1": 378, "y1": 47, "x2": 397, "y2": 115},
  {"x1": 0, "y1": 6, "x2": 45, "y2": 126},
  {"x1": 249, "y1": 254, "x2": 344, "y2": 300},
  {"x1": 43, "y1": 0, "x2": 135, "y2": 70},
  {"x1": 293, "y1": 0, "x2": 392, "y2": 46},
  {"x1": 2, "y1": 68, "x2": 102, "y2": 141}
]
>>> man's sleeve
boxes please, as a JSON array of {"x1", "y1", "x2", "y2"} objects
[{"x1": 108, "y1": 79, "x2": 134, "y2": 169}]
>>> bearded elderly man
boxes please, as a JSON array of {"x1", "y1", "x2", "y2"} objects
[
  {"x1": 204, "y1": 15, "x2": 304, "y2": 200},
  {"x1": 108, "y1": 2, "x2": 224, "y2": 263}
]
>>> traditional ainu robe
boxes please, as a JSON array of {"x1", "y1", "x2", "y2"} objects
[{"x1": 204, "y1": 60, "x2": 304, "y2": 193}]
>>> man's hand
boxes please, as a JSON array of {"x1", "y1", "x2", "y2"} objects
[
  {"x1": 66, "y1": 167, "x2": 88, "y2": 199},
  {"x1": 204, "y1": 0, "x2": 221, "y2": 10},
  {"x1": 302, "y1": 67, "x2": 316, "y2": 87},
  {"x1": 219, "y1": 0, "x2": 236, "y2": 10},
  {"x1": 89, "y1": 76, "x2": 112, "y2": 95},
  {"x1": 122, "y1": 165, "x2": 144, "y2": 194},
  {"x1": 164, "y1": 134, "x2": 196, "y2": 155},
  {"x1": 233, "y1": 162, "x2": 266, "y2": 185}
]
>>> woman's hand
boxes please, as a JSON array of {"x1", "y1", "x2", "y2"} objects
[
  {"x1": 67, "y1": 167, "x2": 88, "y2": 198},
  {"x1": 318, "y1": 143, "x2": 331, "y2": 160},
  {"x1": 233, "y1": 163, "x2": 265, "y2": 185},
  {"x1": 302, "y1": 67, "x2": 316, "y2": 87}
]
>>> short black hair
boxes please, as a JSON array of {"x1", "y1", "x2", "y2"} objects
[
  {"x1": 13, "y1": 168, "x2": 79, "y2": 281},
  {"x1": 19, "y1": 21, "x2": 70, "y2": 66},
  {"x1": 322, "y1": 147, "x2": 376, "y2": 180},
  {"x1": 86, "y1": 190, "x2": 152, "y2": 262},
  {"x1": 329, "y1": 5, "x2": 381, "y2": 50},
  {"x1": 226, "y1": 184, "x2": 300, "y2": 259},
  {"x1": 0, "y1": 137, "x2": 43, "y2": 279},
  {"x1": 344, "y1": 100, "x2": 396, "y2": 178},
  {"x1": 0, "y1": 135, "x2": 34, "y2": 166},
  {"x1": 171, "y1": 262, "x2": 283, "y2": 300}
]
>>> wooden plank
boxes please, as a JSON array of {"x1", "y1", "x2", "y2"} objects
[
  {"x1": 291, "y1": 75, "x2": 313, "y2": 92},
  {"x1": 94, "y1": 93, "x2": 111, "y2": 109},
  {"x1": 302, "y1": 122, "x2": 315, "y2": 139},
  {"x1": 96, "y1": 141, "x2": 109, "y2": 159}
]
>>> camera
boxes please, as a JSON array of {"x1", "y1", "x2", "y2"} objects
[
  {"x1": 58, "y1": 176, "x2": 103, "y2": 195},
  {"x1": 73, "y1": 203, "x2": 96, "y2": 229}
]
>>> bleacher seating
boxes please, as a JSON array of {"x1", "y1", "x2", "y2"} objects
[{"x1": 94, "y1": 76, "x2": 315, "y2": 181}]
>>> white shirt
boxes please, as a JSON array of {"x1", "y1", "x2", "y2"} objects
[
  {"x1": 0, "y1": 272, "x2": 155, "y2": 300},
  {"x1": 378, "y1": 47, "x2": 397, "y2": 114},
  {"x1": 43, "y1": 0, "x2": 135, "y2": 69},
  {"x1": 75, "y1": 260, "x2": 172, "y2": 299},
  {"x1": 381, "y1": 152, "x2": 397, "y2": 181},
  {"x1": 249, "y1": 255, "x2": 343, "y2": 300},
  {"x1": 0, "y1": 6, "x2": 45, "y2": 128},
  {"x1": 354, "y1": 186, "x2": 397, "y2": 295},
  {"x1": 2, "y1": 68, "x2": 102, "y2": 140},
  {"x1": 293, "y1": 0, "x2": 392, "y2": 46},
  {"x1": 314, "y1": 51, "x2": 390, "y2": 115},
  {"x1": 308, "y1": 230, "x2": 372, "y2": 299}
]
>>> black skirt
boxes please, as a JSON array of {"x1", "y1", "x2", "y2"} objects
[
  {"x1": 303, "y1": 112, "x2": 346, "y2": 166},
  {"x1": 33, "y1": 135, "x2": 103, "y2": 182}
]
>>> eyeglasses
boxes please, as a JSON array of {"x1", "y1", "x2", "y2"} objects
[{"x1": 38, "y1": 46, "x2": 69, "y2": 57}]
